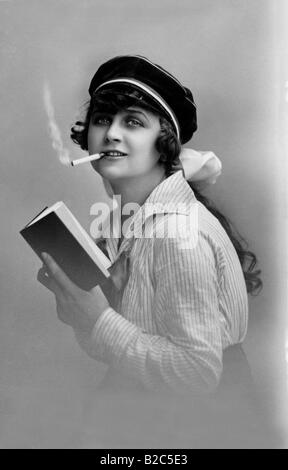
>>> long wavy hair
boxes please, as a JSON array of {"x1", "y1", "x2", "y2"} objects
[{"x1": 71, "y1": 86, "x2": 262, "y2": 295}]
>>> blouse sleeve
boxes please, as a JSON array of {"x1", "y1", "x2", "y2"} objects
[{"x1": 74, "y1": 233, "x2": 224, "y2": 394}]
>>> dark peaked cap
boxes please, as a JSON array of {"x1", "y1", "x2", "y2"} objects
[{"x1": 88, "y1": 55, "x2": 197, "y2": 144}]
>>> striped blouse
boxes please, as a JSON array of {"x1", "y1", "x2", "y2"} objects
[{"x1": 74, "y1": 170, "x2": 248, "y2": 393}]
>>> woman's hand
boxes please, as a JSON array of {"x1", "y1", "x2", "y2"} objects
[{"x1": 37, "y1": 252, "x2": 110, "y2": 332}]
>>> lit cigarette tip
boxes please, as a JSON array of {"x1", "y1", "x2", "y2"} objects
[{"x1": 71, "y1": 153, "x2": 103, "y2": 167}]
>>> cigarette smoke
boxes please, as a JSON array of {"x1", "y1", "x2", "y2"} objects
[{"x1": 43, "y1": 81, "x2": 71, "y2": 165}]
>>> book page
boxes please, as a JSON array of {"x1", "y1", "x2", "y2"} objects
[
  {"x1": 55, "y1": 203, "x2": 111, "y2": 276},
  {"x1": 28, "y1": 202, "x2": 63, "y2": 226}
]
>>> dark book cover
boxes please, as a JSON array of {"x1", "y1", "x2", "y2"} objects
[{"x1": 20, "y1": 211, "x2": 110, "y2": 291}]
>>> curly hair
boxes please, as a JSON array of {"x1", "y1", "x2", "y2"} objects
[
  {"x1": 70, "y1": 87, "x2": 262, "y2": 295},
  {"x1": 71, "y1": 85, "x2": 182, "y2": 173}
]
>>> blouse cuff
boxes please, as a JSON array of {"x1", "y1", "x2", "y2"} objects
[
  {"x1": 91, "y1": 307, "x2": 139, "y2": 364},
  {"x1": 75, "y1": 307, "x2": 140, "y2": 365}
]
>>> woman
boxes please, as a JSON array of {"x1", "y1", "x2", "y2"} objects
[{"x1": 38, "y1": 55, "x2": 262, "y2": 394}]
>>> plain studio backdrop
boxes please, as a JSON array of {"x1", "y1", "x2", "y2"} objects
[{"x1": 0, "y1": 0, "x2": 287, "y2": 448}]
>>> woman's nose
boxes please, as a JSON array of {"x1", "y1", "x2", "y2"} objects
[{"x1": 104, "y1": 120, "x2": 122, "y2": 143}]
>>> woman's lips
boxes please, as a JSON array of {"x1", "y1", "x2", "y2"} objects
[{"x1": 102, "y1": 151, "x2": 128, "y2": 160}]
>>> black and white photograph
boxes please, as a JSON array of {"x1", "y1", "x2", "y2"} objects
[{"x1": 0, "y1": 0, "x2": 287, "y2": 449}]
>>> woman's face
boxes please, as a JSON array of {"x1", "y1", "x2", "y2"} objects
[{"x1": 87, "y1": 105, "x2": 162, "y2": 182}]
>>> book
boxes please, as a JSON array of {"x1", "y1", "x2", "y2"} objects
[{"x1": 20, "y1": 201, "x2": 112, "y2": 291}]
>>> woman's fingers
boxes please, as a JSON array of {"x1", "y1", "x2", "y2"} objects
[
  {"x1": 41, "y1": 253, "x2": 80, "y2": 299},
  {"x1": 37, "y1": 266, "x2": 71, "y2": 323},
  {"x1": 38, "y1": 254, "x2": 106, "y2": 331},
  {"x1": 37, "y1": 266, "x2": 59, "y2": 294},
  {"x1": 56, "y1": 302, "x2": 74, "y2": 326},
  {"x1": 38, "y1": 266, "x2": 73, "y2": 325},
  {"x1": 37, "y1": 262, "x2": 83, "y2": 328}
]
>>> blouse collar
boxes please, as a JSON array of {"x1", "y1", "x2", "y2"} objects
[{"x1": 100, "y1": 170, "x2": 196, "y2": 261}]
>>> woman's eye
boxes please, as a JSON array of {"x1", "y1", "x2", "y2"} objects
[
  {"x1": 90, "y1": 114, "x2": 143, "y2": 128},
  {"x1": 126, "y1": 118, "x2": 143, "y2": 127},
  {"x1": 92, "y1": 116, "x2": 111, "y2": 125}
]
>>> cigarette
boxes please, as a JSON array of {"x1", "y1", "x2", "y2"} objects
[{"x1": 71, "y1": 153, "x2": 104, "y2": 166}]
